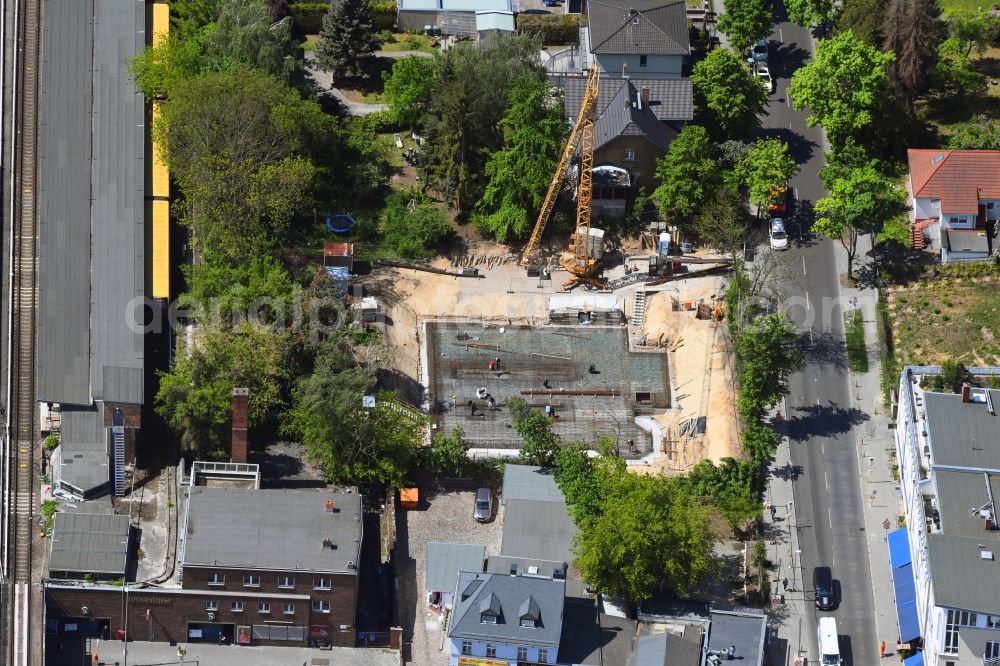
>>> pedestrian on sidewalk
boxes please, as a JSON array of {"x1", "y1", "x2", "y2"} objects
[{"x1": 880, "y1": 641, "x2": 886, "y2": 658}]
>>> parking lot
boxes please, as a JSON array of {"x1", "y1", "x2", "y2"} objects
[{"x1": 396, "y1": 489, "x2": 504, "y2": 665}]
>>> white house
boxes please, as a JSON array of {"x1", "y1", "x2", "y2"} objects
[
  {"x1": 448, "y1": 571, "x2": 565, "y2": 665},
  {"x1": 894, "y1": 367, "x2": 1000, "y2": 666},
  {"x1": 907, "y1": 149, "x2": 1000, "y2": 263},
  {"x1": 395, "y1": 0, "x2": 513, "y2": 36}
]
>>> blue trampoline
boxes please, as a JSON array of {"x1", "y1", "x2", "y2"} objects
[{"x1": 325, "y1": 213, "x2": 356, "y2": 234}]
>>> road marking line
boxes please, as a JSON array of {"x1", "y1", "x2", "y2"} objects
[
  {"x1": 806, "y1": 291, "x2": 810, "y2": 310},
  {"x1": 802, "y1": 256, "x2": 806, "y2": 275},
  {"x1": 828, "y1": 506, "x2": 833, "y2": 528},
  {"x1": 779, "y1": 27, "x2": 783, "y2": 41}
]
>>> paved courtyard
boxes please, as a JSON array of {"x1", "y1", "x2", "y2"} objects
[{"x1": 397, "y1": 489, "x2": 504, "y2": 665}]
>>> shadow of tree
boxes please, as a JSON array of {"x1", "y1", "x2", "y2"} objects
[
  {"x1": 755, "y1": 125, "x2": 819, "y2": 167},
  {"x1": 786, "y1": 401, "x2": 870, "y2": 442},
  {"x1": 771, "y1": 461, "x2": 804, "y2": 482},
  {"x1": 798, "y1": 329, "x2": 848, "y2": 372}
]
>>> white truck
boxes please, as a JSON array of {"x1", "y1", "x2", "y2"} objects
[{"x1": 818, "y1": 617, "x2": 842, "y2": 665}]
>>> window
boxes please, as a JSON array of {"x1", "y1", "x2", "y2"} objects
[
  {"x1": 258, "y1": 603, "x2": 270, "y2": 614},
  {"x1": 518, "y1": 646, "x2": 529, "y2": 660},
  {"x1": 314, "y1": 578, "x2": 331, "y2": 590},
  {"x1": 639, "y1": 54, "x2": 647, "y2": 66},
  {"x1": 624, "y1": 148, "x2": 636, "y2": 161},
  {"x1": 944, "y1": 609, "x2": 977, "y2": 653},
  {"x1": 205, "y1": 601, "x2": 218, "y2": 611},
  {"x1": 520, "y1": 618, "x2": 536, "y2": 628},
  {"x1": 989, "y1": 615, "x2": 1000, "y2": 628},
  {"x1": 313, "y1": 600, "x2": 331, "y2": 613},
  {"x1": 231, "y1": 602, "x2": 243, "y2": 612},
  {"x1": 539, "y1": 648, "x2": 549, "y2": 663},
  {"x1": 282, "y1": 603, "x2": 295, "y2": 615},
  {"x1": 462, "y1": 641, "x2": 473, "y2": 656},
  {"x1": 243, "y1": 575, "x2": 260, "y2": 588},
  {"x1": 208, "y1": 573, "x2": 225, "y2": 586},
  {"x1": 278, "y1": 576, "x2": 294, "y2": 589},
  {"x1": 486, "y1": 644, "x2": 496, "y2": 658},
  {"x1": 481, "y1": 613, "x2": 497, "y2": 624},
  {"x1": 988, "y1": 202, "x2": 995, "y2": 210},
  {"x1": 987, "y1": 642, "x2": 1000, "y2": 660}
]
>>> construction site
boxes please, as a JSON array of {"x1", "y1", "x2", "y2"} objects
[{"x1": 364, "y1": 68, "x2": 742, "y2": 473}]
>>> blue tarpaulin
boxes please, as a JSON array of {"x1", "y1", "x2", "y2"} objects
[
  {"x1": 325, "y1": 265, "x2": 349, "y2": 293},
  {"x1": 888, "y1": 528, "x2": 921, "y2": 643},
  {"x1": 903, "y1": 652, "x2": 924, "y2": 666}
]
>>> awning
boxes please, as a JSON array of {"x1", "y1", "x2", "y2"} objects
[
  {"x1": 887, "y1": 528, "x2": 921, "y2": 643},
  {"x1": 903, "y1": 652, "x2": 924, "y2": 666}
]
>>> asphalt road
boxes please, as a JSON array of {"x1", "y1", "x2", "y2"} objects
[{"x1": 758, "y1": 15, "x2": 880, "y2": 666}]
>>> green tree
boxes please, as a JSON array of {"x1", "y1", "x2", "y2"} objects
[
  {"x1": 478, "y1": 77, "x2": 567, "y2": 242},
  {"x1": 575, "y1": 474, "x2": 720, "y2": 613},
  {"x1": 716, "y1": 0, "x2": 773, "y2": 54},
  {"x1": 652, "y1": 125, "x2": 722, "y2": 226},
  {"x1": 553, "y1": 442, "x2": 625, "y2": 525},
  {"x1": 315, "y1": 0, "x2": 382, "y2": 81},
  {"x1": 693, "y1": 181, "x2": 751, "y2": 263},
  {"x1": 171, "y1": 0, "x2": 225, "y2": 38},
  {"x1": 932, "y1": 360, "x2": 973, "y2": 393},
  {"x1": 736, "y1": 138, "x2": 799, "y2": 217},
  {"x1": 156, "y1": 323, "x2": 292, "y2": 455},
  {"x1": 283, "y1": 334, "x2": 422, "y2": 487},
  {"x1": 380, "y1": 189, "x2": 451, "y2": 258},
  {"x1": 947, "y1": 116, "x2": 1000, "y2": 150},
  {"x1": 813, "y1": 163, "x2": 905, "y2": 279},
  {"x1": 201, "y1": 0, "x2": 299, "y2": 80},
  {"x1": 691, "y1": 48, "x2": 767, "y2": 141},
  {"x1": 734, "y1": 312, "x2": 805, "y2": 421},
  {"x1": 183, "y1": 252, "x2": 297, "y2": 323},
  {"x1": 784, "y1": 0, "x2": 834, "y2": 28},
  {"x1": 508, "y1": 397, "x2": 562, "y2": 467},
  {"x1": 932, "y1": 36, "x2": 986, "y2": 99},
  {"x1": 382, "y1": 55, "x2": 440, "y2": 129},
  {"x1": 836, "y1": 0, "x2": 888, "y2": 46},
  {"x1": 883, "y1": 0, "x2": 940, "y2": 99},
  {"x1": 129, "y1": 33, "x2": 202, "y2": 101},
  {"x1": 788, "y1": 30, "x2": 894, "y2": 150},
  {"x1": 947, "y1": 8, "x2": 996, "y2": 59},
  {"x1": 426, "y1": 427, "x2": 471, "y2": 476}
]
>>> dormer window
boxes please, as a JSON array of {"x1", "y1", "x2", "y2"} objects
[
  {"x1": 520, "y1": 617, "x2": 537, "y2": 628},
  {"x1": 519, "y1": 595, "x2": 541, "y2": 629},
  {"x1": 479, "y1": 591, "x2": 502, "y2": 624},
  {"x1": 481, "y1": 613, "x2": 498, "y2": 624}
]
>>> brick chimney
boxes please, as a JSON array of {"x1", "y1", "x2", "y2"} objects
[
  {"x1": 231, "y1": 387, "x2": 249, "y2": 463},
  {"x1": 641, "y1": 87, "x2": 650, "y2": 105},
  {"x1": 961, "y1": 383, "x2": 971, "y2": 403}
]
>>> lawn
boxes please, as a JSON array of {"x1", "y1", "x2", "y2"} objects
[
  {"x1": 939, "y1": 0, "x2": 997, "y2": 12},
  {"x1": 845, "y1": 309, "x2": 869, "y2": 373},
  {"x1": 885, "y1": 275, "x2": 1000, "y2": 367},
  {"x1": 380, "y1": 33, "x2": 437, "y2": 54}
]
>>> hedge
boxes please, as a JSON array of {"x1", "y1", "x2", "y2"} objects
[
  {"x1": 515, "y1": 14, "x2": 579, "y2": 45},
  {"x1": 290, "y1": 1, "x2": 396, "y2": 35},
  {"x1": 290, "y1": 2, "x2": 328, "y2": 34}
]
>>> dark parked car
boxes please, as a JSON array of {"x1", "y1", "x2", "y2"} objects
[{"x1": 814, "y1": 566, "x2": 836, "y2": 610}]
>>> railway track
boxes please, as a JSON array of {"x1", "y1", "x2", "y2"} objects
[{"x1": 3, "y1": 0, "x2": 41, "y2": 662}]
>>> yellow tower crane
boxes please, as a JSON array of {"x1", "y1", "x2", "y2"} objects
[{"x1": 520, "y1": 68, "x2": 603, "y2": 289}]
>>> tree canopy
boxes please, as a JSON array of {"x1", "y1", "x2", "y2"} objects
[
  {"x1": 382, "y1": 55, "x2": 441, "y2": 129},
  {"x1": 788, "y1": 30, "x2": 894, "y2": 150},
  {"x1": 736, "y1": 138, "x2": 799, "y2": 216},
  {"x1": 315, "y1": 0, "x2": 382, "y2": 81},
  {"x1": 947, "y1": 116, "x2": 1000, "y2": 150},
  {"x1": 883, "y1": 0, "x2": 940, "y2": 99},
  {"x1": 691, "y1": 48, "x2": 767, "y2": 141},
  {"x1": 652, "y1": 125, "x2": 722, "y2": 226},
  {"x1": 716, "y1": 0, "x2": 773, "y2": 54},
  {"x1": 784, "y1": 0, "x2": 834, "y2": 29},
  {"x1": 478, "y1": 77, "x2": 567, "y2": 242},
  {"x1": 509, "y1": 398, "x2": 562, "y2": 467},
  {"x1": 733, "y1": 311, "x2": 805, "y2": 421}
]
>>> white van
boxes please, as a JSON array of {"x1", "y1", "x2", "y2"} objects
[{"x1": 817, "y1": 617, "x2": 841, "y2": 665}]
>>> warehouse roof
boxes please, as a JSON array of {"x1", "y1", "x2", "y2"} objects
[
  {"x1": 59, "y1": 406, "x2": 110, "y2": 495},
  {"x1": 502, "y1": 465, "x2": 564, "y2": 504},
  {"x1": 49, "y1": 512, "x2": 130, "y2": 576},
  {"x1": 183, "y1": 488, "x2": 363, "y2": 573}
]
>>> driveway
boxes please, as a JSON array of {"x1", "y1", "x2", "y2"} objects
[{"x1": 396, "y1": 489, "x2": 504, "y2": 665}]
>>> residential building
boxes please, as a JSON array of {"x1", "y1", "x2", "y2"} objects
[
  {"x1": 588, "y1": 0, "x2": 688, "y2": 78},
  {"x1": 45, "y1": 487, "x2": 364, "y2": 648},
  {"x1": 906, "y1": 149, "x2": 1000, "y2": 262},
  {"x1": 47, "y1": 513, "x2": 132, "y2": 582},
  {"x1": 395, "y1": 0, "x2": 514, "y2": 36},
  {"x1": 893, "y1": 367, "x2": 1000, "y2": 666},
  {"x1": 447, "y1": 571, "x2": 565, "y2": 665}
]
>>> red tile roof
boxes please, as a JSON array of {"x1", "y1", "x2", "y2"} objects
[
  {"x1": 323, "y1": 242, "x2": 354, "y2": 257},
  {"x1": 908, "y1": 149, "x2": 1000, "y2": 214}
]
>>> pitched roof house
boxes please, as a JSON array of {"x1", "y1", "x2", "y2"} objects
[
  {"x1": 588, "y1": 0, "x2": 689, "y2": 77},
  {"x1": 907, "y1": 149, "x2": 1000, "y2": 262}
]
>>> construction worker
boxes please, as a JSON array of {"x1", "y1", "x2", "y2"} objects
[{"x1": 880, "y1": 641, "x2": 886, "y2": 658}]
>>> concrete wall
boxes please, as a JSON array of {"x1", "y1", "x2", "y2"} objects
[{"x1": 913, "y1": 196, "x2": 939, "y2": 220}]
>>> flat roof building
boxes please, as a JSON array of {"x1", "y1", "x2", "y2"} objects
[{"x1": 48, "y1": 512, "x2": 131, "y2": 581}]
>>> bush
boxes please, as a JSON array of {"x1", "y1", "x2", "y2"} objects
[
  {"x1": 371, "y1": 0, "x2": 397, "y2": 31},
  {"x1": 381, "y1": 188, "x2": 450, "y2": 258},
  {"x1": 352, "y1": 108, "x2": 399, "y2": 133},
  {"x1": 516, "y1": 14, "x2": 579, "y2": 45},
  {"x1": 44, "y1": 434, "x2": 59, "y2": 451},
  {"x1": 289, "y1": 2, "x2": 329, "y2": 34}
]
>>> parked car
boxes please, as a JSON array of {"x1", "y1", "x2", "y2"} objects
[
  {"x1": 813, "y1": 566, "x2": 836, "y2": 610},
  {"x1": 754, "y1": 62, "x2": 774, "y2": 94},
  {"x1": 768, "y1": 185, "x2": 787, "y2": 212},
  {"x1": 474, "y1": 488, "x2": 492, "y2": 522},
  {"x1": 751, "y1": 39, "x2": 769, "y2": 62},
  {"x1": 769, "y1": 218, "x2": 788, "y2": 251}
]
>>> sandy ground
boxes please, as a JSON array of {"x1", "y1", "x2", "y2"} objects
[{"x1": 636, "y1": 280, "x2": 741, "y2": 473}]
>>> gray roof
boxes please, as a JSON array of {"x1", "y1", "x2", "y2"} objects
[
  {"x1": 589, "y1": 0, "x2": 689, "y2": 56},
  {"x1": 947, "y1": 229, "x2": 991, "y2": 253},
  {"x1": 448, "y1": 571, "x2": 565, "y2": 647},
  {"x1": 630, "y1": 632, "x2": 703, "y2": 666},
  {"x1": 501, "y1": 499, "x2": 578, "y2": 563},
  {"x1": 562, "y1": 76, "x2": 693, "y2": 123},
  {"x1": 49, "y1": 512, "x2": 130, "y2": 576},
  {"x1": 934, "y1": 470, "x2": 1000, "y2": 537},
  {"x1": 37, "y1": 0, "x2": 95, "y2": 405},
  {"x1": 924, "y1": 390, "x2": 1000, "y2": 471},
  {"x1": 37, "y1": 0, "x2": 144, "y2": 406},
  {"x1": 927, "y1": 533, "x2": 1000, "y2": 615},
  {"x1": 425, "y1": 542, "x2": 485, "y2": 593},
  {"x1": 183, "y1": 487, "x2": 362, "y2": 574},
  {"x1": 594, "y1": 79, "x2": 677, "y2": 152},
  {"x1": 502, "y1": 465, "x2": 564, "y2": 504},
  {"x1": 59, "y1": 405, "x2": 110, "y2": 494},
  {"x1": 708, "y1": 610, "x2": 767, "y2": 666}
]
